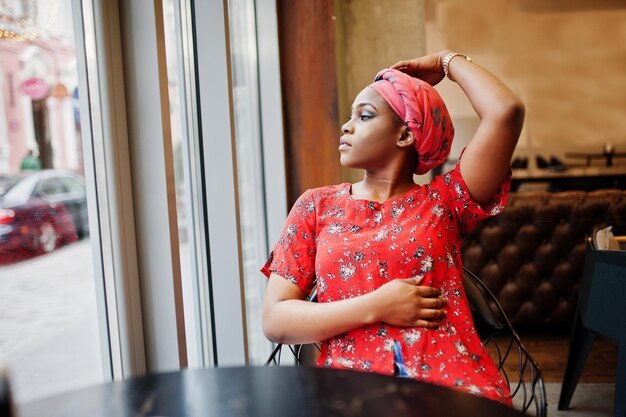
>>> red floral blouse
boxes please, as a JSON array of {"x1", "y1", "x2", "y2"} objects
[{"x1": 262, "y1": 160, "x2": 513, "y2": 405}]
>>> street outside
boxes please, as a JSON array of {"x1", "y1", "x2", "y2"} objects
[
  {"x1": 0, "y1": 231, "x2": 274, "y2": 403},
  {"x1": 0, "y1": 238, "x2": 104, "y2": 404}
]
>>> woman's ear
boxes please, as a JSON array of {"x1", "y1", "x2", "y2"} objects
[{"x1": 396, "y1": 126, "x2": 415, "y2": 149}]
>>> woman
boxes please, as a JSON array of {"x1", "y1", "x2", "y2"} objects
[{"x1": 261, "y1": 50, "x2": 524, "y2": 405}]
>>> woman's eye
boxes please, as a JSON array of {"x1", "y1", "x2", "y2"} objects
[{"x1": 360, "y1": 112, "x2": 373, "y2": 121}]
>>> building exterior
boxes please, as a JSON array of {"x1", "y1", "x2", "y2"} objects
[{"x1": 0, "y1": 0, "x2": 81, "y2": 174}]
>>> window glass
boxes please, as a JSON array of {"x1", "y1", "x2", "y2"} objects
[
  {"x1": 0, "y1": 175, "x2": 21, "y2": 196},
  {"x1": 0, "y1": 0, "x2": 106, "y2": 403},
  {"x1": 38, "y1": 178, "x2": 67, "y2": 196},
  {"x1": 162, "y1": 0, "x2": 207, "y2": 367},
  {"x1": 59, "y1": 176, "x2": 85, "y2": 193},
  {"x1": 228, "y1": 0, "x2": 273, "y2": 364},
  {"x1": 1, "y1": 175, "x2": 36, "y2": 204}
]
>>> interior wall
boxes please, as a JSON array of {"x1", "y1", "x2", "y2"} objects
[
  {"x1": 425, "y1": 0, "x2": 626, "y2": 166},
  {"x1": 336, "y1": 0, "x2": 427, "y2": 183},
  {"x1": 277, "y1": 0, "x2": 341, "y2": 204},
  {"x1": 277, "y1": 0, "x2": 625, "y2": 199}
]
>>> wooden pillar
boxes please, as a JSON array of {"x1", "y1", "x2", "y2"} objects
[{"x1": 277, "y1": 0, "x2": 341, "y2": 204}]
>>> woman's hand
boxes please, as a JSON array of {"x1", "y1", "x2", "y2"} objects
[
  {"x1": 370, "y1": 276, "x2": 446, "y2": 329},
  {"x1": 389, "y1": 50, "x2": 451, "y2": 86}
]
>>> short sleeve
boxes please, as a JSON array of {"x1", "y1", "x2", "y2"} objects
[
  {"x1": 436, "y1": 157, "x2": 511, "y2": 236},
  {"x1": 261, "y1": 189, "x2": 317, "y2": 293}
]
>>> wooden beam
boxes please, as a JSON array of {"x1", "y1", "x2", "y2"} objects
[{"x1": 277, "y1": 0, "x2": 341, "y2": 204}]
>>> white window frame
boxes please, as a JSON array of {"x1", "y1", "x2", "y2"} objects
[
  {"x1": 116, "y1": 0, "x2": 189, "y2": 372},
  {"x1": 75, "y1": 0, "x2": 147, "y2": 378},
  {"x1": 73, "y1": 0, "x2": 288, "y2": 374},
  {"x1": 256, "y1": 0, "x2": 288, "y2": 249},
  {"x1": 193, "y1": 0, "x2": 248, "y2": 366}
]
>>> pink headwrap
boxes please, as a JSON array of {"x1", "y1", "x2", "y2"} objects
[{"x1": 371, "y1": 68, "x2": 454, "y2": 175}]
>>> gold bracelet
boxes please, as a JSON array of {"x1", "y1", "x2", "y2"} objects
[{"x1": 442, "y1": 52, "x2": 472, "y2": 82}]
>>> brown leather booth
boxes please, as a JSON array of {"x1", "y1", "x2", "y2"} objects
[{"x1": 461, "y1": 189, "x2": 626, "y2": 330}]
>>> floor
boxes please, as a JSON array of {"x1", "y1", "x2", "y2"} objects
[
  {"x1": 506, "y1": 333, "x2": 618, "y2": 417},
  {"x1": 519, "y1": 333, "x2": 617, "y2": 383},
  {"x1": 544, "y1": 383, "x2": 615, "y2": 417}
]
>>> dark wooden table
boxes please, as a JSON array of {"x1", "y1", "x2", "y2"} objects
[{"x1": 17, "y1": 366, "x2": 524, "y2": 417}]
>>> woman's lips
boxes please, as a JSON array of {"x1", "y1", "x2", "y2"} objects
[{"x1": 339, "y1": 139, "x2": 351, "y2": 150}]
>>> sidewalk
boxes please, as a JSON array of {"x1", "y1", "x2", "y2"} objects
[{"x1": 0, "y1": 239, "x2": 105, "y2": 403}]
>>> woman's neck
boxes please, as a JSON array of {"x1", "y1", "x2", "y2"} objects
[{"x1": 352, "y1": 172, "x2": 416, "y2": 203}]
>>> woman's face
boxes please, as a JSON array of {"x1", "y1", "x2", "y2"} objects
[{"x1": 339, "y1": 87, "x2": 406, "y2": 170}]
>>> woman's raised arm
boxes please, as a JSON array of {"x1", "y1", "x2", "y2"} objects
[{"x1": 391, "y1": 51, "x2": 524, "y2": 206}]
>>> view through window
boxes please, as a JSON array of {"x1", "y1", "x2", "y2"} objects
[
  {"x1": 163, "y1": 0, "x2": 276, "y2": 365},
  {"x1": 228, "y1": 0, "x2": 274, "y2": 365},
  {"x1": 0, "y1": 0, "x2": 106, "y2": 402},
  {"x1": 162, "y1": 0, "x2": 207, "y2": 367}
]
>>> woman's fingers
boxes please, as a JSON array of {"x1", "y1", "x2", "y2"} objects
[
  {"x1": 413, "y1": 319, "x2": 440, "y2": 329},
  {"x1": 397, "y1": 275, "x2": 424, "y2": 285},
  {"x1": 402, "y1": 276, "x2": 446, "y2": 307},
  {"x1": 373, "y1": 277, "x2": 449, "y2": 327},
  {"x1": 419, "y1": 308, "x2": 446, "y2": 320},
  {"x1": 411, "y1": 307, "x2": 445, "y2": 328},
  {"x1": 389, "y1": 56, "x2": 445, "y2": 85},
  {"x1": 390, "y1": 59, "x2": 413, "y2": 70},
  {"x1": 419, "y1": 296, "x2": 446, "y2": 309},
  {"x1": 415, "y1": 284, "x2": 441, "y2": 298}
]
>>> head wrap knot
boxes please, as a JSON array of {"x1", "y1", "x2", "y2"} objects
[{"x1": 371, "y1": 68, "x2": 454, "y2": 175}]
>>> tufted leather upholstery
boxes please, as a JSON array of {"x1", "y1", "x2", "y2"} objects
[{"x1": 461, "y1": 189, "x2": 626, "y2": 330}]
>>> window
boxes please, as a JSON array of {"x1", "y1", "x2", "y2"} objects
[
  {"x1": 0, "y1": 0, "x2": 109, "y2": 403},
  {"x1": 38, "y1": 178, "x2": 66, "y2": 196},
  {"x1": 1, "y1": 1, "x2": 288, "y2": 402},
  {"x1": 58, "y1": 176, "x2": 85, "y2": 194},
  {"x1": 161, "y1": 0, "x2": 212, "y2": 368},
  {"x1": 227, "y1": 0, "x2": 273, "y2": 365}
]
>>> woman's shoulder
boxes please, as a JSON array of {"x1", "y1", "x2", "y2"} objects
[
  {"x1": 428, "y1": 158, "x2": 462, "y2": 190},
  {"x1": 302, "y1": 183, "x2": 350, "y2": 199},
  {"x1": 294, "y1": 183, "x2": 351, "y2": 209}
]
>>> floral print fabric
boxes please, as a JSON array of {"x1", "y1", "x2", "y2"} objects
[{"x1": 261, "y1": 160, "x2": 513, "y2": 405}]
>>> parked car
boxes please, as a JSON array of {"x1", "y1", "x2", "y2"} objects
[{"x1": 0, "y1": 170, "x2": 88, "y2": 257}]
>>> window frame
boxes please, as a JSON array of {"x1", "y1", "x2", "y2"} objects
[
  {"x1": 75, "y1": 0, "x2": 147, "y2": 379},
  {"x1": 70, "y1": 0, "x2": 289, "y2": 376}
]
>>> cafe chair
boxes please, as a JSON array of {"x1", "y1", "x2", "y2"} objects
[
  {"x1": 463, "y1": 268, "x2": 547, "y2": 417},
  {"x1": 265, "y1": 268, "x2": 547, "y2": 417},
  {"x1": 558, "y1": 232, "x2": 626, "y2": 417}
]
